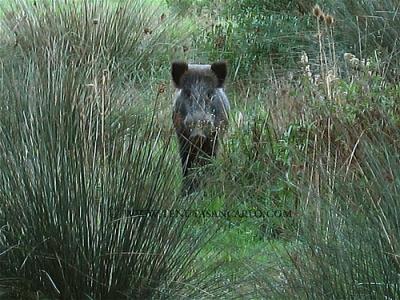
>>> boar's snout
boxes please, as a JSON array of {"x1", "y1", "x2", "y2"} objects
[
  {"x1": 189, "y1": 128, "x2": 207, "y2": 145},
  {"x1": 185, "y1": 113, "x2": 213, "y2": 145},
  {"x1": 184, "y1": 112, "x2": 214, "y2": 135}
]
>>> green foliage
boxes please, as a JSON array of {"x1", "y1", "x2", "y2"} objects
[
  {"x1": 189, "y1": 0, "x2": 400, "y2": 80},
  {"x1": 198, "y1": 104, "x2": 301, "y2": 242},
  {"x1": 195, "y1": 2, "x2": 314, "y2": 78},
  {"x1": 166, "y1": 0, "x2": 205, "y2": 13}
]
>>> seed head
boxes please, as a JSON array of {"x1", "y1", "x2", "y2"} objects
[
  {"x1": 325, "y1": 15, "x2": 334, "y2": 26},
  {"x1": 158, "y1": 83, "x2": 166, "y2": 94},
  {"x1": 313, "y1": 4, "x2": 322, "y2": 17},
  {"x1": 344, "y1": 53, "x2": 355, "y2": 61},
  {"x1": 326, "y1": 70, "x2": 337, "y2": 83},
  {"x1": 319, "y1": 13, "x2": 325, "y2": 23},
  {"x1": 215, "y1": 36, "x2": 225, "y2": 49},
  {"x1": 300, "y1": 51, "x2": 309, "y2": 65}
]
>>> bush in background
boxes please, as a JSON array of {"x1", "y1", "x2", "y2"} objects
[
  {"x1": 192, "y1": 0, "x2": 314, "y2": 78},
  {"x1": 183, "y1": 0, "x2": 400, "y2": 80}
]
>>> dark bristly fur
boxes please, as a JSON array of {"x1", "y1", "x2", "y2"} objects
[{"x1": 171, "y1": 61, "x2": 230, "y2": 194}]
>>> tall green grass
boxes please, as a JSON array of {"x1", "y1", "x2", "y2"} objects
[
  {"x1": 0, "y1": 1, "x2": 221, "y2": 298},
  {"x1": 0, "y1": 0, "x2": 177, "y2": 80}
]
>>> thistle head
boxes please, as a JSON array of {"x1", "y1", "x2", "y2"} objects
[
  {"x1": 313, "y1": 4, "x2": 322, "y2": 17},
  {"x1": 325, "y1": 15, "x2": 334, "y2": 26}
]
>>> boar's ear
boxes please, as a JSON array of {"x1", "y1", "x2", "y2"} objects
[
  {"x1": 211, "y1": 61, "x2": 227, "y2": 87},
  {"x1": 171, "y1": 61, "x2": 188, "y2": 88}
]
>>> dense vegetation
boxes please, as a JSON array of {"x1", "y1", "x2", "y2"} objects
[{"x1": 0, "y1": 0, "x2": 398, "y2": 299}]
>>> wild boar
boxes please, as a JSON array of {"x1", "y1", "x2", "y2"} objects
[{"x1": 171, "y1": 61, "x2": 230, "y2": 193}]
